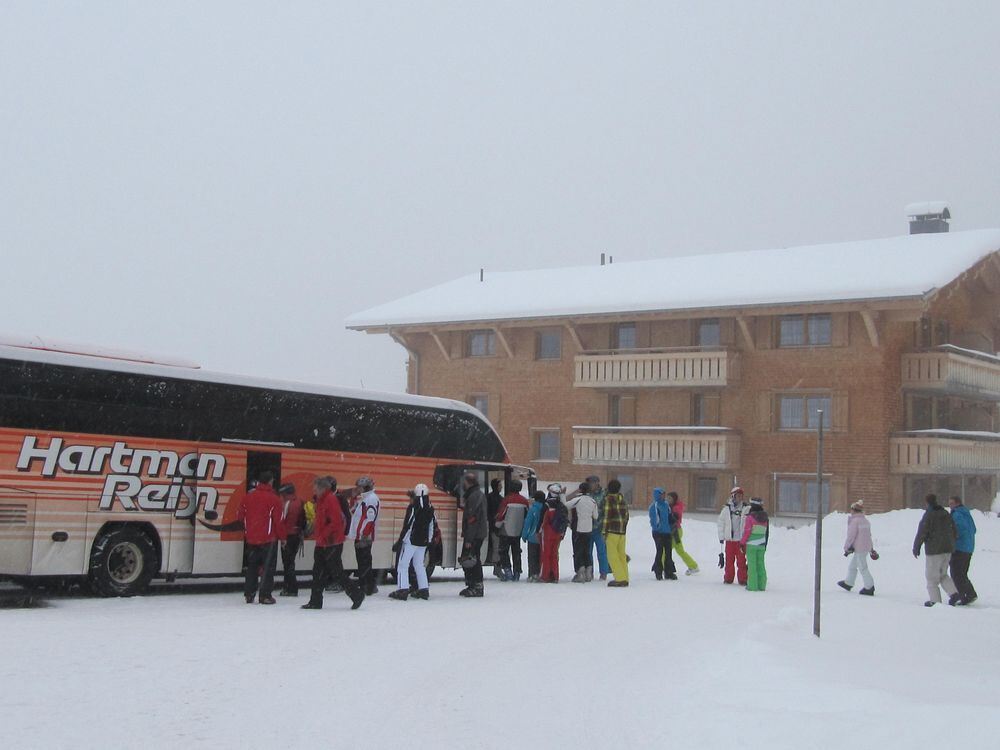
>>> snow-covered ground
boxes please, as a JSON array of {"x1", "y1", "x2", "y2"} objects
[{"x1": 3, "y1": 509, "x2": 1000, "y2": 749}]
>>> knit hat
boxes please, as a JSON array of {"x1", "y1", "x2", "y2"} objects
[
  {"x1": 850, "y1": 499, "x2": 864, "y2": 512},
  {"x1": 749, "y1": 497, "x2": 764, "y2": 508},
  {"x1": 730, "y1": 486, "x2": 745, "y2": 498}
]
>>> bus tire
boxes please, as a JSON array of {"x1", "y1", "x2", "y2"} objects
[{"x1": 88, "y1": 526, "x2": 157, "y2": 597}]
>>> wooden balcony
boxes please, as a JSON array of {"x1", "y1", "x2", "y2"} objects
[
  {"x1": 901, "y1": 346, "x2": 1000, "y2": 401},
  {"x1": 573, "y1": 427, "x2": 740, "y2": 469},
  {"x1": 890, "y1": 431, "x2": 1000, "y2": 475},
  {"x1": 574, "y1": 348, "x2": 737, "y2": 389}
]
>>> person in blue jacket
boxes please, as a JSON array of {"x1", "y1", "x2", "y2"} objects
[
  {"x1": 648, "y1": 488, "x2": 677, "y2": 580},
  {"x1": 521, "y1": 490, "x2": 546, "y2": 582},
  {"x1": 948, "y1": 495, "x2": 978, "y2": 605}
]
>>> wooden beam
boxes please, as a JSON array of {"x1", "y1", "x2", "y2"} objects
[
  {"x1": 736, "y1": 316, "x2": 755, "y2": 351},
  {"x1": 860, "y1": 310, "x2": 880, "y2": 348},
  {"x1": 429, "y1": 331, "x2": 451, "y2": 360},
  {"x1": 564, "y1": 322, "x2": 584, "y2": 352},
  {"x1": 492, "y1": 327, "x2": 514, "y2": 358}
]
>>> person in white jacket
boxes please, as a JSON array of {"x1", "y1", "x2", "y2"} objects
[
  {"x1": 717, "y1": 487, "x2": 750, "y2": 585},
  {"x1": 564, "y1": 483, "x2": 600, "y2": 582}
]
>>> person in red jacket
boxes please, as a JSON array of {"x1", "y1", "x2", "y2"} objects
[
  {"x1": 302, "y1": 476, "x2": 364, "y2": 610},
  {"x1": 278, "y1": 483, "x2": 306, "y2": 597},
  {"x1": 540, "y1": 484, "x2": 567, "y2": 583},
  {"x1": 237, "y1": 470, "x2": 286, "y2": 605}
]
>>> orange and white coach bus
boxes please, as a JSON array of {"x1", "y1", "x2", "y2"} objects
[{"x1": 0, "y1": 338, "x2": 534, "y2": 596}]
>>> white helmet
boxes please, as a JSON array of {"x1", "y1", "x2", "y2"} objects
[{"x1": 414, "y1": 483, "x2": 429, "y2": 497}]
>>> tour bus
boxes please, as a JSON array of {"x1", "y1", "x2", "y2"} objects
[{"x1": 0, "y1": 338, "x2": 534, "y2": 596}]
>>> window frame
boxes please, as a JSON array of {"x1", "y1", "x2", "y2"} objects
[
  {"x1": 614, "y1": 322, "x2": 638, "y2": 351},
  {"x1": 775, "y1": 475, "x2": 831, "y2": 516},
  {"x1": 777, "y1": 393, "x2": 832, "y2": 431},
  {"x1": 535, "y1": 329, "x2": 563, "y2": 361},
  {"x1": 468, "y1": 393, "x2": 489, "y2": 417},
  {"x1": 466, "y1": 329, "x2": 497, "y2": 358},
  {"x1": 694, "y1": 476, "x2": 718, "y2": 511},
  {"x1": 696, "y1": 318, "x2": 721, "y2": 348},
  {"x1": 531, "y1": 428, "x2": 561, "y2": 463},
  {"x1": 778, "y1": 313, "x2": 832, "y2": 348}
]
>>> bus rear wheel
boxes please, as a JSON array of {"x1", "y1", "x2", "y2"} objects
[{"x1": 88, "y1": 527, "x2": 157, "y2": 597}]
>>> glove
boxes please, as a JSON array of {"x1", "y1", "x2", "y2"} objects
[
  {"x1": 391, "y1": 541, "x2": 401, "y2": 553},
  {"x1": 844, "y1": 550, "x2": 850, "y2": 557},
  {"x1": 718, "y1": 552, "x2": 725, "y2": 569},
  {"x1": 913, "y1": 552, "x2": 919, "y2": 559}
]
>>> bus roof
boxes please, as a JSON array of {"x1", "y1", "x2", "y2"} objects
[{"x1": 0, "y1": 341, "x2": 485, "y2": 421}]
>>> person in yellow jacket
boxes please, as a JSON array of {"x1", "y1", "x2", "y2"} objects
[{"x1": 602, "y1": 480, "x2": 630, "y2": 587}]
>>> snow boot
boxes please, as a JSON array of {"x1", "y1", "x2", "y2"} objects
[
  {"x1": 685, "y1": 567, "x2": 700, "y2": 576},
  {"x1": 245, "y1": 594, "x2": 255, "y2": 604},
  {"x1": 654, "y1": 572, "x2": 663, "y2": 581},
  {"x1": 279, "y1": 590, "x2": 297, "y2": 597},
  {"x1": 924, "y1": 601, "x2": 937, "y2": 607},
  {"x1": 837, "y1": 580, "x2": 852, "y2": 592},
  {"x1": 961, "y1": 595, "x2": 977, "y2": 606},
  {"x1": 259, "y1": 595, "x2": 276, "y2": 605},
  {"x1": 501, "y1": 567, "x2": 513, "y2": 582},
  {"x1": 350, "y1": 590, "x2": 365, "y2": 610},
  {"x1": 859, "y1": 587, "x2": 875, "y2": 596},
  {"x1": 412, "y1": 588, "x2": 430, "y2": 600},
  {"x1": 388, "y1": 589, "x2": 409, "y2": 601},
  {"x1": 572, "y1": 568, "x2": 585, "y2": 583},
  {"x1": 460, "y1": 584, "x2": 484, "y2": 598},
  {"x1": 301, "y1": 600, "x2": 322, "y2": 610},
  {"x1": 666, "y1": 573, "x2": 678, "y2": 580},
  {"x1": 948, "y1": 593, "x2": 962, "y2": 606},
  {"x1": 512, "y1": 573, "x2": 521, "y2": 582},
  {"x1": 600, "y1": 573, "x2": 608, "y2": 581},
  {"x1": 585, "y1": 566, "x2": 594, "y2": 582}
]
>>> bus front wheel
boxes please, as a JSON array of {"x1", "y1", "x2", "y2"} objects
[{"x1": 88, "y1": 527, "x2": 157, "y2": 597}]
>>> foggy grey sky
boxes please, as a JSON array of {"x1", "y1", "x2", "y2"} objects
[{"x1": 2, "y1": 2, "x2": 999, "y2": 393}]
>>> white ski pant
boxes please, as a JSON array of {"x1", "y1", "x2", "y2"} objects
[
  {"x1": 845, "y1": 551, "x2": 874, "y2": 589},
  {"x1": 925, "y1": 553, "x2": 957, "y2": 603},
  {"x1": 397, "y1": 541, "x2": 429, "y2": 591}
]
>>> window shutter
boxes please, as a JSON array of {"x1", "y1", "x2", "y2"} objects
[
  {"x1": 757, "y1": 392, "x2": 773, "y2": 432},
  {"x1": 620, "y1": 395, "x2": 637, "y2": 426},
  {"x1": 831, "y1": 313, "x2": 849, "y2": 347},
  {"x1": 489, "y1": 393, "x2": 501, "y2": 429},
  {"x1": 830, "y1": 477, "x2": 848, "y2": 512},
  {"x1": 832, "y1": 390, "x2": 849, "y2": 432},
  {"x1": 703, "y1": 393, "x2": 721, "y2": 426},
  {"x1": 756, "y1": 316, "x2": 773, "y2": 349}
]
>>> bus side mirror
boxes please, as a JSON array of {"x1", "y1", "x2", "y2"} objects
[{"x1": 204, "y1": 510, "x2": 219, "y2": 521}]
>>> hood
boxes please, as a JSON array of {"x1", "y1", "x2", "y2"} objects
[{"x1": 653, "y1": 488, "x2": 665, "y2": 503}]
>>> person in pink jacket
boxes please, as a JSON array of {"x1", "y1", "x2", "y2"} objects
[{"x1": 837, "y1": 500, "x2": 875, "y2": 596}]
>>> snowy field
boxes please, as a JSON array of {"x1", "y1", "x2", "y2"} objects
[{"x1": 2, "y1": 509, "x2": 1000, "y2": 749}]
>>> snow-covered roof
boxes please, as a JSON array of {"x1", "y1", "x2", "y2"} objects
[
  {"x1": 905, "y1": 201, "x2": 950, "y2": 218},
  {"x1": 0, "y1": 343, "x2": 481, "y2": 417},
  {"x1": 347, "y1": 229, "x2": 1000, "y2": 329}
]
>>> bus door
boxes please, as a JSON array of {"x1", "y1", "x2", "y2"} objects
[
  {"x1": 433, "y1": 464, "x2": 506, "y2": 569},
  {"x1": 0, "y1": 486, "x2": 35, "y2": 577}
]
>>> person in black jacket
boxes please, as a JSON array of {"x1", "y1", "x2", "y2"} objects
[
  {"x1": 460, "y1": 473, "x2": 488, "y2": 597},
  {"x1": 486, "y1": 478, "x2": 503, "y2": 578},
  {"x1": 913, "y1": 493, "x2": 960, "y2": 607},
  {"x1": 389, "y1": 484, "x2": 436, "y2": 601}
]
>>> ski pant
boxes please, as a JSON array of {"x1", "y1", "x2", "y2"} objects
[
  {"x1": 724, "y1": 540, "x2": 747, "y2": 584},
  {"x1": 845, "y1": 550, "x2": 874, "y2": 590},
  {"x1": 540, "y1": 528, "x2": 561, "y2": 582},
  {"x1": 950, "y1": 551, "x2": 977, "y2": 601},
  {"x1": 280, "y1": 534, "x2": 302, "y2": 594},
  {"x1": 746, "y1": 544, "x2": 767, "y2": 591},
  {"x1": 462, "y1": 538, "x2": 484, "y2": 587},
  {"x1": 397, "y1": 541, "x2": 428, "y2": 591},
  {"x1": 527, "y1": 541, "x2": 541, "y2": 578},
  {"x1": 572, "y1": 531, "x2": 593, "y2": 572},
  {"x1": 498, "y1": 534, "x2": 523, "y2": 575},
  {"x1": 651, "y1": 532, "x2": 676, "y2": 578},
  {"x1": 244, "y1": 542, "x2": 277, "y2": 599},
  {"x1": 308, "y1": 544, "x2": 359, "y2": 606},
  {"x1": 924, "y1": 553, "x2": 958, "y2": 603},
  {"x1": 355, "y1": 540, "x2": 376, "y2": 594},
  {"x1": 671, "y1": 527, "x2": 699, "y2": 571},
  {"x1": 606, "y1": 532, "x2": 629, "y2": 583},
  {"x1": 590, "y1": 529, "x2": 610, "y2": 575}
]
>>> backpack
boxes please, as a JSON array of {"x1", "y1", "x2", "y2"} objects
[
  {"x1": 550, "y1": 504, "x2": 569, "y2": 535},
  {"x1": 503, "y1": 504, "x2": 527, "y2": 538},
  {"x1": 336, "y1": 492, "x2": 352, "y2": 532}
]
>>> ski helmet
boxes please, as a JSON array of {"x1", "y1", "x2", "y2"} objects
[{"x1": 356, "y1": 476, "x2": 375, "y2": 492}]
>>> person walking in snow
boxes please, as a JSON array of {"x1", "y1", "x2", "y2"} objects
[
  {"x1": 948, "y1": 495, "x2": 978, "y2": 605},
  {"x1": 521, "y1": 490, "x2": 546, "y2": 582},
  {"x1": 648, "y1": 488, "x2": 677, "y2": 580},
  {"x1": 495, "y1": 479, "x2": 530, "y2": 581},
  {"x1": 718, "y1": 487, "x2": 750, "y2": 585},
  {"x1": 389, "y1": 484, "x2": 436, "y2": 601},
  {"x1": 740, "y1": 497, "x2": 769, "y2": 591},
  {"x1": 564, "y1": 483, "x2": 599, "y2": 582},
  {"x1": 837, "y1": 500, "x2": 875, "y2": 596},
  {"x1": 459, "y1": 472, "x2": 488, "y2": 597},
  {"x1": 603, "y1": 479, "x2": 630, "y2": 587},
  {"x1": 278, "y1": 483, "x2": 306, "y2": 597},
  {"x1": 303, "y1": 476, "x2": 364, "y2": 610},
  {"x1": 668, "y1": 492, "x2": 699, "y2": 575},
  {"x1": 540, "y1": 484, "x2": 568, "y2": 583},
  {"x1": 912, "y1": 493, "x2": 959, "y2": 607},
  {"x1": 584, "y1": 476, "x2": 612, "y2": 581},
  {"x1": 237, "y1": 470, "x2": 286, "y2": 605},
  {"x1": 349, "y1": 476, "x2": 380, "y2": 596}
]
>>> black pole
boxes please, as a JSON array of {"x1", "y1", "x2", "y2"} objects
[{"x1": 813, "y1": 411, "x2": 825, "y2": 638}]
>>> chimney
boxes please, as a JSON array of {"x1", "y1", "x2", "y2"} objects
[
  {"x1": 600, "y1": 252, "x2": 606, "y2": 266},
  {"x1": 906, "y1": 201, "x2": 951, "y2": 234}
]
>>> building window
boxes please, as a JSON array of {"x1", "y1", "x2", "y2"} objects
[
  {"x1": 614, "y1": 323, "x2": 637, "y2": 350},
  {"x1": 611, "y1": 473, "x2": 635, "y2": 507},
  {"x1": 695, "y1": 476, "x2": 718, "y2": 511},
  {"x1": 536, "y1": 329, "x2": 562, "y2": 360},
  {"x1": 697, "y1": 319, "x2": 721, "y2": 347},
  {"x1": 467, "y1": 330, "x2": 496, "y2": 357},
  {"x1": 533, "y1": 430, "x2": 560, "y2": 462},
  {"x1": 779, "y1": 314, "x2": 832, "y2": 347},
  {"x1": 778, "y1": 394, "x2": 831, "y2": 430},
  {"x1": 469, "y1": 394, "x2": 489, "y2": 416},
  {"x1": 777, "y1": 477, "x2": 830, "y2": 515}
]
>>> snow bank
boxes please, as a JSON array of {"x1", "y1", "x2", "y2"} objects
[{"x1": 2, "y1": 509, "x2": 1000, "y2": 749}]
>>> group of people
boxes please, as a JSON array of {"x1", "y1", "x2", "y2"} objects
[{"x1": 237, "y1": 472, "x2": 982, "y2": 609}]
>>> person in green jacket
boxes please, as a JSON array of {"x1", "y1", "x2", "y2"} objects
[{"x1": 740, "y1": 497, "x2": 769, "y2": 591}]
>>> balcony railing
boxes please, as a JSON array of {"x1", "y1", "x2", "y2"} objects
[
  {"x1": 574, "y1": 348, "x2": 736, "y2": 388},
  {"x1": 573, "y1": 426, "x2": 740, "y2": 469},
  {"x1": 890, "y1": 431, "x2": 1000, "y2": 475},
  {"x1": 901, "y1": 345, "x2": 1000, "y2": 401}
]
